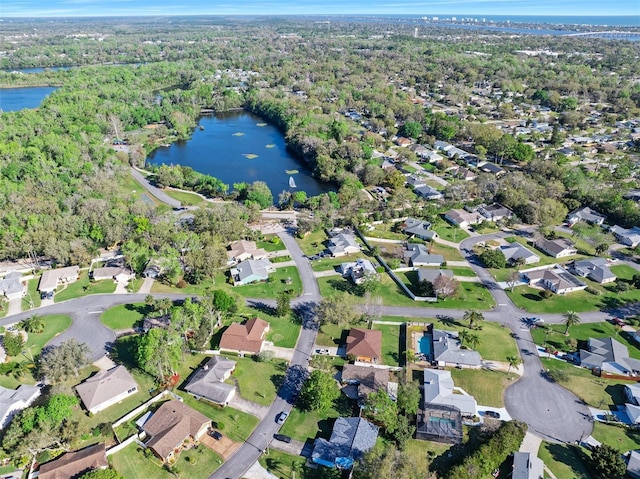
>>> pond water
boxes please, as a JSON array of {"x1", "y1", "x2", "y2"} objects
[
  {"x1": 0, "y1": 86, "x2": 58, "y2": 112},
  {"x1": 147, "y1": 111, "x2": 334, "y2": 199}
]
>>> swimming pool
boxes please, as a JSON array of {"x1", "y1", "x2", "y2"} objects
[{"x1": 418, "y1": 333, "x2": 432, "y2": 355}]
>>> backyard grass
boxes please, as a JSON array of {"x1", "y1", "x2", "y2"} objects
[
  {"x1": 432, "y1": 221, "x2": 469, "y2": 243},
  {"x1": 54, "y1": 272, "x2": 116, "y2": 302},
  {"x1": 264, "y1": 314, "x2": 301, "y2": 349},
  {"x1": 257, "y1": 234, "x2": 288, "y2": 252},
  {"x1": 506, "y1": 281, "x2": 640, "y2": 314},
  {"x1": 449, "y1": 368, "x2": 511, "y2": 407},
  {"x1": 233, "y1": 266, "x2": 302, "y2": 298},
  {"x1": 318, "y1": 274, "x2": 495, "y2": 311},
  {"x1": 430, "y1": 242, "x2": 464, "y2": 261},
  {"x1": 127, "y1": 277, "x2": 144, "y2": 293},
  {"x1": 164, "y1": 188, "x2": 207, "y2": 207},
  {"x1": 372, "y1": 324, "x2": 401, "y2": 366},
  {"x1": 111, "y1": 442, "x2": 223, "y2": 479},
  {"x1": 539, "y1": 442, "x2": 593, "y2": 479},
  {"x1": 296, "y1": 230, "x2": 329, "y2": 256},
  {"x1": 22, "y1": 276, "x2": 41, "y2": 310},
  {"x1": 362, "y1": 222, "x2": 407, "y2": 241},
  {"x1": 592, "y1": 421, "x2": 640, "y2": 451},
  {"x1": 228, "y1": 356, "x2": 287, "y2": 406},
  {"x1": 100, "y1": 303, "x2": 152, "y2": 330},
  {"x1": 279, "y1": 394, "x2": 353, "y2": 442}
]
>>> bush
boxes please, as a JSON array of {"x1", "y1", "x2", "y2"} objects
[
  {"x1": 585, "y1": 286, "x2": 602, "y2": 296},
  {"x1": 547, "y1": 368, "x2": 569, "y2": 383},
  {"x1": 216, "y1": 421, "x2": 224, "y2": 430},
  {"x1": 539, "y1": 289, "x2": 554, "y2": 299},
  {"x1": 176, "y1": 279, "x2": 188, "y2": 289},
  {"x1": 479, "y1": 249, "x2": 506, "y2": 269}
]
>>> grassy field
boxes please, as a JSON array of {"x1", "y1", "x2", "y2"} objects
[
  {"x1": 318, "y1": 274, "x2": 495, "y2": 311},
  {"x1": 539, "y1": 442, "x2": 593, "y2": 479},
  {"x1": 296, "y1": 230, "x2": 329, "y2": 256},
  {"x1": 363, "y1": 222, "x2": 407, "y2": 241},
  {"x1": 110, "y1": 442, "x2": 223, "y2": 479},
  {"x1": 429, "y1": 242, "x2": 464, "y2": 261},
  {"x1": 432, "y1": 220, "x2": 469, "y2": 243},
  {"x1": 610, "y1": 264, "x2": 639, "y2": 281},
  {"x1": 257, "y1": 234, "x2": 287, "y2": 252},
  {"x1": 229, "y1": 356, "x2": 287, "y2": 406},
  {"x1": 55, "y1": 272, "x2": 117, "y2": 302},
  {"x1": 506, "y1": 280, "x2": 640, "y2": 314},
  {"x1": 449, "y1": 368, "x2": 512, "y2": 407},
  {"x1": 315, "y1": 323, "x2": 346, "y2": 347},
  {"x1": 372, "y1": 324, "x2": 401, "y2": 366},
  {"x1": 310, "y1": 253, "x2": 370, "y2": 273},
  {"x1": 592, "y1": 421, "x2": 640, "y2": 451},
  {"x1": 264, "y1": 314, "x2": 301, "y2": 349},
  {"x1": 164, "y1": 188, "x2": 208, "y2": 207},
  {"x1": 279, "y1": 394, "x2": 353, "y2": 442},
  {"x1": 258, "y1": 450, "x2": 311, "y2": 479},
  {"x1": 450, "y1": 267, "x2": 477, "y2": 277},
  {"x1": 100, "y1": 303, "x2": 152, "y2": 330},
  {"x1": 22, "y1": 276, "x2": 41, "y2": 310}
]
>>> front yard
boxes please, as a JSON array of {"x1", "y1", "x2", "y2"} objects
[
  {"x1": 101, "y1": 303, "x2": 152, "y2": 330},
  {"x1": 449, "y1": 368, "x2": 512, "y2": 407},
  {"x1": 431, "y1": 220, "x2": 469, "y2": 243},
  {"x1": 54, "y1": 271, "x2": 117, "y2": 302},
  {"x1": 227, "y1": 356, "x2": 287, "y2": 406}
]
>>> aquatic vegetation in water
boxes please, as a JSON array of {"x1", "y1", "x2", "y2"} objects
[
  {"x1": 285, "y1": 169, "x2": 299, "y2": 174},
  {"x1": 266, "y1": 144, "x2": 276, "y2": 148},
  {"x1": 243, "y1": 154, "x2": 258, "y2": 159},
  {"x1": 232, "y1": 132, "x2": 245, "y2": 136},
  {"x1": 256, "y1": 123, "x2": 267, "y2": 127}
]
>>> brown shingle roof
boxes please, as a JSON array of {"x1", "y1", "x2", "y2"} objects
[
  {"x1": 219, "y1": 317, "x2": 269, "y2": 354},
  {"x1": 143, "y1": 400, "x2": 210, "y2": 460},
  {"x1": 341, "y1": 364, "x2": 389, "y2": 397},
  {"x1": 345, "y1": 328, "x2": 382, "y2": 361},
  {"x1": 39, "y1": 443, "x2": 108, "y2": 479},
  {"x1": 75, "y1": 365, "x2": 138, "y2": 413}
]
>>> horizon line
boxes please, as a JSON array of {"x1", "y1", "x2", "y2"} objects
[{"x1": 1, "y1": 13, "x2": 639, "y2": 18}]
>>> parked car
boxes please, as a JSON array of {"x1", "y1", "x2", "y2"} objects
[
  {"x1": 209, "y1": 430, "x2": 223, "y2": 440},
  {"x1": 273, "y1": 434, "x2": 292, "y2": 443},
  {"x1": 316, "y1": 348, "x2": 330, "y2": 354},
  {"x1": 276, "y1": 411, "x2": 289, "y2": 425},
  {"x1": 611, "y1": 318, "x2": 626, "y2": 327},
  {"x1": 484, "y1": 411, "x2": 500, "y2": 419}
]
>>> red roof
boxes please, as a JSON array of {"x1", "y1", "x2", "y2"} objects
[
  {"x1": 219, "y1": 317, "x2": 269, "y2": 354},
  {"x1": 346, "y1": 328, "x2": 382, "y2": 361}
]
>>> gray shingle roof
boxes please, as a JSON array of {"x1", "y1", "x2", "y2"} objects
[
  {"x1": 184, "y1": 356, "x2": 236, "y2": 405},
  {"x1": 432, "y1": 329, "x2": 482, "y2": 367},
  {"x1": 311, "y1": 417, "x2": 379, "y2": 467}
]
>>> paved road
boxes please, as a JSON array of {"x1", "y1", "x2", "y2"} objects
[
  {"x1": 130, "y1": 167, "x2": 181, "y2": 208},
  {"x1": 209, "y1": 229, "x2": 321, "y2": 479}
]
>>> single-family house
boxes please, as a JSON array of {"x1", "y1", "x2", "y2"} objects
[
  {"x1": 523, "y1": 266, "x2": 587, "y2": 294},
  {"x1": 432, "y1": 329, "x2": 482, "y2": 368},
  {"x1": 444, "y1": 209, "x2": 483, "y2": 229},
  {"x1": 535, "y1": 238, "x2": 578, "y2": 258},
  {"x1": 142, "y1": 400, "x2": 211, "y2": 463},
  {"x1": 611, "y1": 225, "x2": 640, "y2": 248},
  {"x1": 500, "y1": 244, "x2": 540, "y2": 265},
  {"x1": 568, "y1": 258, "x2": 616, "y2": 284},
  {"x1": 75, "y1": 366, "x2": 138, "y2": 414},
  {"x1": 423, "y1": 150, "x2": 443, "y2": 163},
  {"x1": 226, "y1": 240, "x2": 268, "y2": 264},
  {"x1": 142, "y1": 315, "x2": 171, "y2": 333},
  {"x1": 38, "y1": 266, "x2": 80, "y2": 293},
  {"x1": 311, "y1": 417, "x2": 379, "y2": 469},
  {"x1": 327, "y1": 233, "x2": 361, "y2": 257},
  {"x1": 627, "y1": 450, "x2": 640, "y2": 479},
  {"x1": 38, "y1": 443, "x2": 108, "y2": 479},
  {"x1": 0, "y1": 384, "x2": 40, "y2": 429},
  {"x1": 184, "y1": 356, "x2": 236, "y2": 406},
  {"x1": 477, "y1": 161, "x2": 505, "y2": 176},
  {"x1": 405, "y1": 174, "x2": 426, "y2": 187},
  {"x1": 0, "y1": 272, "x2": 24, "y2": 300},
  {"x1": 339, "y1": 259, "x2": 377, "y2": 285},
  {"x1": 567, "y1": 207, "x2": 606, "y2": 226},
  {"x1": 395, "y1": 137, "x2": 412, "y2": 147},
  {"x1": 512, "y1": 452, "x2": 545, "y2": 479},
  {"x1": 219, "y1": 317, "x2": 270, "y2": 355},
  {"x1": 415, "y1": 185, "x2": 444, "y2": 200},
  {"x1": 91, "y1": 266, "x2": 135, "y2": 283},
  {"x1": 230, "y1": 258, "x2": 274, "y2": 286},
  {"x1": 478, "y1": 203, "x2": 513, "y2": 222},
  {"x1": 340, "y1": 364, "x2": 390, "y2": 400},
  {"x1": 404, "y1": 243, "x2": 444, "y2": 267},
  {"x1": 579, "y1": 337, "x2": 640, "y2": 376},
  {"x1": 401, "y1": 218, "x2": 437, "y2": 241},
  {"x1": 457, "y1": 167, "x2": 477, "y2": 181},
  {"x1": 345, "y1": 328, "x2": 382, "y2": 363},
  {"x1": 409, "y1": 144, "x2": 430, "y2": 158},
  {"x1": 417, "y1": 269, "x2": 454, "y2": 286},
  {"x1": 143, "y1": 259, "x2": 164, "y2": 279},
  {"x1": 422, "y1": 369, "x2": 477, "y2": 416}
]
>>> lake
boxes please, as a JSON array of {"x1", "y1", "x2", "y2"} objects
[
  {"x1": 0, "y1": 86, "x2": 58, "y2": 112},
  {"x1": 147, "y1": 111, "x2": 334, "y2": 199}
]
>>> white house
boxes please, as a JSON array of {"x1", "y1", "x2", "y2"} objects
[
  {"x1": 0, "y1": 272, "x2": 24, "y2": 300},
  {"x1": 0, "y1": 384, "x2": 41, "y2": 429},
  {"x1": 38, "y1": 266, "x2": 79, "y2": 293}
]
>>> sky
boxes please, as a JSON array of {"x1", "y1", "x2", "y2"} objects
[{"x1": 0, "y1": 0, "x2": 638, "y2": 18}]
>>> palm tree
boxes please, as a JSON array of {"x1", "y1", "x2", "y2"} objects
[
  {"x1": 458, "y1": 330, "x2": 470, "y2": 347},
  {"x1": 563, "y1": 311, "x2": 581, "y2": 335},
  {"x1": 20, "y1": 314, "x2": 44, "y2": 334},
  {"x1": 463, "y1": 310, "x2": 484, "y2": 330},
  {"x1": 506, "y1": 355, "x2": 521, "y2": 378},
  {"x1": 466, "y1": 333, "x2": 480, "y2": 350}
]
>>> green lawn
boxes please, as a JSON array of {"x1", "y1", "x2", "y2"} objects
[
  {"x1": 430, "y1": 242, "x2": 464, "y2": 261},
  {"x1": 23, "y1": 276, "x2": 42, "y2": 310},
  {"x1": 372, "y1": 324, "x2": 401, "y2": 366},
  {"x1": 363, "y1": 223, "x2": 407, "y2": 241},
  {"x1": 539, "y1": 442, "x2": 594, "y2": 479},
  {"x1": 610, "y1": 264, "x2": 639, "y2": 281},
  {"x1": 55, "y1": 272, "x2": 116, "y2": 303},
  {"x1": 257, "y1": 235, "x2": 288, "y2": 252},
  {"x1": 296, "y1": 230, "x2": 329, "y2": 256},
  {"x1": 432, "y1": 221, "x2": 469, "y2": 243},
  {"x1": 450, "y1": 368, "x2": 511, "y2": 407},
  {"x1": 100, "y1": 303, "x2": 152, "y2": 330},
  {"x1": 318, "y1": 275, "x2": 495, "y2": 311},
  {"x1": 233, "y1": 266, "x2": 302, "y2": 298},
  {"x1": 592, "y1": 421, "x2": 640, "y2": 452},
  {"x1": 127, "y1": 277, "x2": 145, "y2": 293},
  {"x1": 164, "y1": 188, "x2": 208, "y2": 207},
  {"x1": 507, "y1": 281, "x2": 640, "y2": 314},
  {"x1": 450, "y1": 267, "x2": 477, "y2": 277},
  {"x1": 228, "y1": 356, "x2": 287, "y2": 406},
  {"x1": 279, "y1": 395, "x2": 352, "y2": 442},
  {"x1": 315, "y1": 323, "x2": 346, "y2": 347},
  {"x1": 264, "y1": 314, "x2": 301, "y2": 349},
  {"x1": 259, "y1": 450, "x2": 310, "y2": 479},
  {"x1": 111, "y1": 442, "x2": 223, "y2": 479},
  {"x1": 310, "y1": 254, "x2": 370, "y2": 273}
]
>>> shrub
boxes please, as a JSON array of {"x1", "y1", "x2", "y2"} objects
[
  {"x1": 585, "y1": 286, "x2": 602, "y2": 296},
  {"x1": 539, "y1": 289, "x2": 554, "y2": 299},
  {"x1": 176, "y1": 279, "x2": 188, "y2": 289},
  {"x1": 547, "y1": 368, "x2": 569, "y2": 383}
]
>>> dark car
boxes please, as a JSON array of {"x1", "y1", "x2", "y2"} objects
[
  {"x1": 273, "y1": 434, "x2": 292, "y2": 443},
  {"x1": 611, "y1": 317, "x2": 626, "y2": 327},
  {"x1": 209, "y1": 430, "x2": 223, "y2": 440},
  {"x1": 484, "y1": 411, "x2": 501, "y2": 419}
]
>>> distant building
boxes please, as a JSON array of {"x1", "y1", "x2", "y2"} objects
[
  {"x1": 226, "y1": 240, "x2": 268, "y2": 264},
  {"x1": 567, "y1": 207, "x2": 606, "y2": 226},
  {"x1": 431, "y1": 329, "x2": 482, "y2": 368},
  {"x1": 142, "y1": 259, "x2": 164, "y2": 279},
  {"x1": 230, "y1": 259, "x2": 274, "y2": 286},
  {"x1": 478, "y1": 203, "x2": 513, "y2": 222},
  {"x1": 414, "y1": 185, "x2": 444, "y2": 200},
  {"x1": 500, "y1": 244, "x2": 540, "y2": 265},
  {"x1": 535, "y1": 238, "x2": 577, "y2": 258},
  {"x1": 340, "y1": 365, "x2": 391, "y2": 401},
  {"x1": 422, "y1": 369, "x2": 477, "y2": 416},
  {"x1": 417, "y1": 269, "x2": 454, "y2": 286},
  {"x1": 611, "y1": 225, "x2": 640, "y2": 248},
  {"x1": 327, "y1": 233, "x2": 361, "y2": 257},
  {"x1": 404, "y1": 243, "x2": 444, "y2": 267},
  {"x1": 523, "y1": 266, "x2": 586, "y2": 295},
  {"x1": 444, "y1": 209, "x2": 483, "y2": 229},
  {"x1": 401, "y1": 218, "x2": 437, "y2": 241},
  {"x1": 339, "y1": 259, "x2": 377, "y2": 285},
  {"x1": 579, "y1": 337, "x2": 640, "y2": 376},
  {"x1": 568, "y1": 258, "x2": 616, "y2": 284},
  {"x1": 0, "y1": 272, "x2": 24, "y2": 300},
  {"x1": 91, "y1": 266, "x2": 135, "y2": 283}
]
